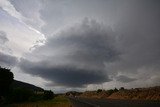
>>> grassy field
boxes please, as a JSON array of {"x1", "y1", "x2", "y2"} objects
[{"x1": 8, "y1": 96, "x2": 71, "y2": 107}]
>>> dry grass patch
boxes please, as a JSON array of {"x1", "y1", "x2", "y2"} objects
[{"x1": 8, "y1": 96, "x2": 71, "y2": 107}]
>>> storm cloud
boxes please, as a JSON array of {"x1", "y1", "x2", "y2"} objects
[
  {"x1": 20, "y1": 59, "x2": 110, "y2": 87},
  {"x1": 19, "y1": 19, "x2": 117, "y2": 87},
  {"x1": 2, "y1": 0, "x2": 159, "y2": 90},
  {"x1": 19, "y1": 0, "x2": 160, "y2": 87},
  {"x1": 105, "y1": 0, "x2": 160, "y2": 74},
  {"x1": 0, "y1": 52, "x2": 18, "y2": 67},
  {"x1": 115, "y1": 75, "x2": 136, "y2": 83}
]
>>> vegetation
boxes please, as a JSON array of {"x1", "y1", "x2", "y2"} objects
[
  {"x1": 79, "y1": 86, "x2": 160, "y2": 101},
  {"x1": 106, "y1": 88, "x2": 119, "y2": 96},
  {"x1": 8, "y1": 88, "x2": 34, "y2": 103},
  {"x1": 108, "y1": 86, "x2": 160, "y2": 100},
  {"x1": 43, "y1": 90, "x2": 54, "y2": 100},
  {"x1": 97, "y1": 89, "x2": 102, "y2": 93},
  {"x1": 114, "y1": 88, "x2": 118, "y2": 92},
  {"x1": 119, "y1": 87, "x2": 125, "y2": 91},
  {"x1": 0, "y1": 66, "x2": 56, "y2": 106},
  {"x1": 0, "y1": 67, "x2": 13, "y2": 97},
  {"x1": 6, "y1": 88, "x2": 55, "y2": 103},
  {"x1": 8, "y1": 96, "x2": 71, "y2": 107}
]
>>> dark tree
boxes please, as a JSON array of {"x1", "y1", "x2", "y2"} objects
[
  {"x1": 0, "y1": 67, "x2": 14, "y2": 97},
  {"x1": 43, "y1": 90, "x2": 54, "y2": 100},
  {"x1": 9, "y1": 88, "x2": 34, "y2": 103},
  {"x1": 107, "y1": 89, "x2": 114, "y2": 95},
  {"x1": 114, "y1": 88, "x2": 118, "y2": 92},
  {"x1": 97, "y1": 89, "x2": 102, "y2": 93},
  {"x1": 119, "y1": 87, "x2": 125, "y2": 91}
]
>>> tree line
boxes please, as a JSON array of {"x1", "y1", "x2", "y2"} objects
[{"x1": 0, "y1": 66, "x2": 54, "y2": 105}]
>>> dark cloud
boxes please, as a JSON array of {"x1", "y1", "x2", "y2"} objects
[
  {"x1": 0, "y1": 52, "x2": 18, "y2": 67},
  {"x1": 115, "y1": 75, "x2": 136, "y2": 83},
  {"x1": 17, "y1": 0, "x2": 160, "y2": 88},
  {"x1": 105, "y1": 0, "x2": 160, "y2": 76},
  {"x1": 0, "y1": 31, "x2": 8, "y2": 44},
  {"x1": 19, "y1": 18, "x2": 118, "y2": 87},
  {"x1": 19, "y1": 59, "x2": 110, "y2": 87}
]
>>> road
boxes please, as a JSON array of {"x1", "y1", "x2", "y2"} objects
[{"x1": 69, "y1": 97, "x2": 160, "y2": 107}]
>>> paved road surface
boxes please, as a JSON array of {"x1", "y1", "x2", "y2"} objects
[{"x1": 69, "y1": 97, "x2": 160, "y2": 107}]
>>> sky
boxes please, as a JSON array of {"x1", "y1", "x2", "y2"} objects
[{"x1": 0, "y1": 0, "x2": 160, "y2": 93}]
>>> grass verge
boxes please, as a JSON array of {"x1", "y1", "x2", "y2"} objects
[{"x1": 7, "y1": 96, "x2": 71, "y2": 107}]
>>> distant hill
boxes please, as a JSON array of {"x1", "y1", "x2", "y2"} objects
[
  {"x1": 108, "y1": 86, "x2": 160, "y2": 100},
  {"x1": 78, "y1": 86, "x2": 160, "y2": 101},
  {"x1": 11, "y1": 80, "x2": 44, "y2": 92}
]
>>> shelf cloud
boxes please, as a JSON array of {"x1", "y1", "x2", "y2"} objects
[{"x1": 19, "y1": 19, "x2": 118, "y2": 87}]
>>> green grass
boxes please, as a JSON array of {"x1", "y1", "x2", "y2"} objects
[{"x1": 8, "y1": 96, "x2": 71, "y2": 107}]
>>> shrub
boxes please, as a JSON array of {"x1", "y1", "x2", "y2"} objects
[
  {"x1": 114, "y1": 88, "x2": 118, "y2": 92},
  {"x1": 107, "y1": 89, "x2": 114, "y2": 95},
  {"x1": 97, "y1": 89, "x2": 102, "y2": 93},
  {"x1": 0, "y1": 67, "x2": 13, "y2": 97},
  {"x1": 9, "y1": 88, "x2": 34, "y2": 103},
  {"x1": 120, "y1": 87, "x2": 125, "y2": 91},
  {"x1": 29, "y1": 94, "x2": 43, "y2": 102},
  {"x1": 43, "y1": 90, "x2": 54, "y2": 100}
]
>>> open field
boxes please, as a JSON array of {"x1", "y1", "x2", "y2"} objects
[{"x1": 7, "y1": 96, "x2": 71, "y2": 107}]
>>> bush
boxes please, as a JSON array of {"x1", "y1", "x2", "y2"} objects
[
  {"x1": 43, "y1": 90, "x2": 54, "y2": 100},
  {"x1": 9, "y1": 88, "x2": 34, "y2": 103},
  {"x1": 114, "y1": 88, "x2": 118, "y2": 92},
  {"x1": 97, "y1": 89, "x2": 102, "y2": 93},
  {"x1": 120, "y1": 87, "x2": 125, "y2": 91},
  {"x1": 0, "y1": 67, "x2": 13, "y2": 97},
  {"x1": 29, "y1": 94, "x2": 43, "y2": 102},
  {"x1": 107, "y1": 89, "x2": 114, "y2": 95}
]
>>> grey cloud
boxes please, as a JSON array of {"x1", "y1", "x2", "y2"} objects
[
  {"x1": 0, "y1": 31, "x2": 8, "y2": 44},
  {"x1": 105, "y1": 0, "x2": 160, "y2": 75},
  {"x1": 0, "y1": 31, "x2": 12, "y2": 54},
  {"x1": 16, "y1": 0, "x2": 160, "y2": 88},
  {"x1": 40, "y1": 0, "x2": 69, "y2": 36},
  {"x1": 19, "y1": 19, "x2": 118, "y2": 87},
  {"x1": 39, "y1": 0, "x2": 119, "y2": 37},
  {"x1": 115, "y1": 75, "x2": 136, "y2": 83},
  {"x1": 19, "y1": 59, "x2": 110, "y2": 87},
  {"x1": 0, "y1": 52, "x2": 18, "y2": 67}
]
